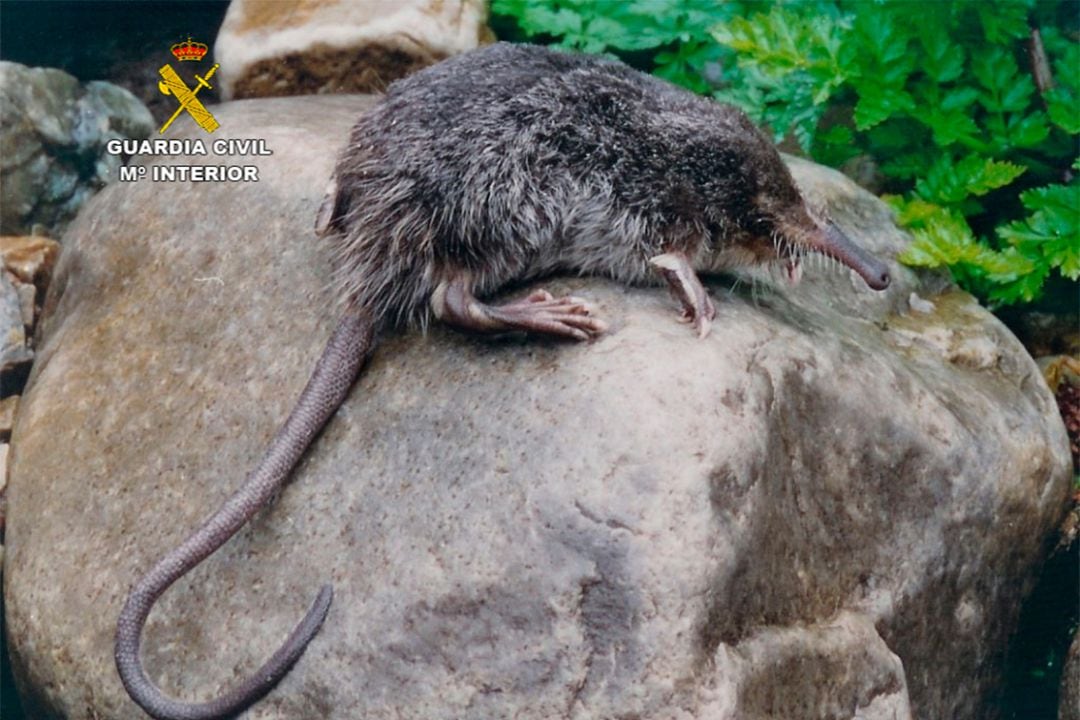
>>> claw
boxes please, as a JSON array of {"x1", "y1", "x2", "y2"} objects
[{"x1": 649, "y1": 251, "x2": 715, "y2": 339}]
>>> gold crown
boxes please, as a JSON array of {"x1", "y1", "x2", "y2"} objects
[{"x1": 171, "y1": 37, "x2": 208, "y2": 62}]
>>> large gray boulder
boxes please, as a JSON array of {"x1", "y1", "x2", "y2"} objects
[{"x1": 4, "y1": 95, "x2": 1071, "y2": 719}]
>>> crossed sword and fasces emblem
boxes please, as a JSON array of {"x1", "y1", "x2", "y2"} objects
[{"x1": 158, "y1": 63, "x2": 220, "y2": 134}]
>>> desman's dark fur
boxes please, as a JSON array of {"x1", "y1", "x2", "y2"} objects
[{"x1": 321, "y1": 42, "x2": 850, "y2": 330}]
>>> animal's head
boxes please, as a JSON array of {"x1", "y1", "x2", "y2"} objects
[
  {"x1": 698, "y1": 110, "x2": 891, "y2": 292},
  {"x1": 747, "y1": 152, "x2": 890, "y2": 291}
]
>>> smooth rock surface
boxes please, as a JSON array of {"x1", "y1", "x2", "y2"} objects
[
  {"x1": 5, "y1": 95, "x2": 1072, "y2": 720},
  {"x1": 0, "y1": 63, "x2": 153, "y2": 237},
  {"x1": 214, "y1": 0, "x2": 491, "y2": 100}
]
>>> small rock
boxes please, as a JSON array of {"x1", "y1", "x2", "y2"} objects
[
  {"x1": 908, "y1": 291, "x2": 935, "y2": 314},
  {"x1": 0, "y1": 63, "x2": 81, "y2": 147},
  {"x1": 1039, "y1": 355, "x2": 1080, "y2": 394},
  {"x1": 214, "y1": 0, "x2": 492, "y2": 99},
  {"x1": 0, "y1": 271, "x2": 32, "y2": 373},
  {"x1": 0, "y1": 62, "x2": 153, "y2": 237},
  {"x1": 0, "y1": 396, "x2": 17, "y2": 440},
  {"x1": 16, "y1": 279, "x2": 35, "y2": 328},
  {"x1": 1046, "y1": 362, "x2": 1080, "y2": 474},
  {"x1": 0, "y1": 236, "x2": 60, "y2": 285},
  {"x1": 840, "y1": 154, "x2": 885, "y2": 194},
  {"x1": 75, "y1": 80, "x2": 155, "y2": 157}
]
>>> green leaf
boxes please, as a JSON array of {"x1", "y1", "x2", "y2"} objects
[
  {"x1": 497, "y1": 1, "x2": 583, "y2": 38},
  {"x1": 975, "y1": 1, "x2": 1033, "y2": 44},
  {"x1": 915, "y1": 105, "x2": 981, "y2": 146},
  {"x1": 1021, "y1": 184, "x2": 1079, "y2": 223},
  {"x1": 756, "y1": 71, "x2": 828, "y2": 151},
  {"x1": 890, "y1": 193, "x2": 1050, "y2": 305},
  {"x1": 1046, "y1": 87, "x2": 1080, "y2": 134},
  {"x1": 712, "y1": 7, "x2": 849, "y2": 80},
  {"x1": 1006, "y1": 112, "x2": 1050, "y2": 147},
  {"x1": 889, "y1": 196, "x2": 985, "y2": 268},
  {"x1": 866, "y1": 119, "x2": 923, "y2": 149},
  {"x1": 849, "y1": 4, "x2": 912, "y2": 83},
  {"x1": 817, "y1": 123, "x2": 853, "y2": 146},
  {"x1": 920, "y1": 24, "x2": 964, "y2": 83},
  {"x1": 812, "y1": 123, "x2": 859, "y2": 166},
  {"x1": 941, "y1": 87, "x2": 979, "y2": 111},
  {"x1": 896, "y1": 207, "x2": 977, "y2": 267},
  {"x1": 998, "y1": 184, "x2": 1080, "y2": 277},
  {"x1": 971, "y1": 243, "x2": 1036, "y2": 277},
  {"x1": 987, "y1": 260, "x2": 1050, "y2": 305},
  {"x1": 1052, "y1": 42, "x2": 1080, "y2": 96},
  {"x1": 972, "y1": 47, "x2": 1026, "y2": 113},
  {"x1": 915, "y1": 155, "x2": 1026, "y2": 204},
  {"x1": 999, "y1": 75, "x2": 1036, "y2": 113},
  {"x1": 854, "y1": 85, "x2": 915, "y2": 130},
  {"x1": 582, "y1": 16, "x2": 641, "y2": 50},
  {"x1": 966, "y1": 157, "x2": 1028, "y2": 194},
  {"x1": 880, "y1": 150, "x2": 936, "y2": 181},
  {"x1": 591, "y1": 1, "x2": 684, "y2": 50},
  {"x1": 653, "y1": 37, "x2": 724, "y2": 93}
]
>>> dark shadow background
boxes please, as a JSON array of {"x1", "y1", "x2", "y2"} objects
[{"x1": 1, "y1": 0, "x2": 231, "y2": 122}]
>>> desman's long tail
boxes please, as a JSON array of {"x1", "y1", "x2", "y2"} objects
[{"x1": 115, "y1": 305, "x2": 374, "y2": 720}]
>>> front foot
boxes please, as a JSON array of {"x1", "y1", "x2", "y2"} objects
[
  {"x1": 649, "y1": 252, "x2": 716, "y2": 338},
  {"x1": 675, "y1": 293, "x2": 716, "y2": 337}
]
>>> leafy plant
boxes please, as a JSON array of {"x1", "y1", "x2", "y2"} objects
[
  {"x1": 493, "y1": 0, "x2": 746, "y2": 92},
  {"x1": 491, "y1": 0, "x2": 1079, "y2": 307}
]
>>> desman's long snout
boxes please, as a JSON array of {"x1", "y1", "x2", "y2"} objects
[{"x1": 813, "y1": 222, "x2": 891, "y2": 291}]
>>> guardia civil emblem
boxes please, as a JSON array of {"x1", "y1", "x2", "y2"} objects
[{"x1": 158, "y1": 38, "x2": 220, "y2": 134}]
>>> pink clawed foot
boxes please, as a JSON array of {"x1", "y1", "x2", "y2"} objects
[
  {"x1": 492, "y1": 289, "x2": 608, "y2": 341},
  {"x1": 433, "y1": 276, "x2": 607, "y2": 342},
  {"x1": 648, "y1": 252, "x2": 716, "y2": 338},
  {"x1": 675, "y1": 294, "x2": 717, "y2": 337}
]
